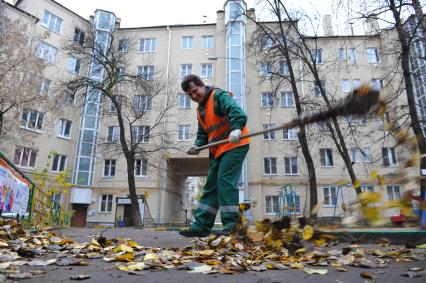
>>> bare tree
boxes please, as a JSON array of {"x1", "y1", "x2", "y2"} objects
[
  {"x1": 0, "y1": 2, "x2": 49, "y2": 141},
  {"x1": 245, "y1": 1, "x2": 319, "y2": 216},
  {"x1": 63, "y1": 28, "x2": 178, "y2": 227}
]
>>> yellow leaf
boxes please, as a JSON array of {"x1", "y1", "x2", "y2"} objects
[
  {"x1": 370, "y1": 171, "x2": 378, "y2": 180},
  {"x1": 115, "y1": 253, "x2": 134, "y2": 262},
  {"x1": 314, "y1": 238, "x2": 326, "y2": 247},
  {"x1": 290, "y1": 263, "x2": 304, "y2": 269},
  {"x1": 302, "y1": 225, "x2": 314, "y2": 240},
  {"x1": 310, "y1": 203, "x2": 321, "y2": 215},
  {"x1": 304, "y1": 268, "x2": 328, "y2": 275},
  {"x1": 205, "y1": 259, "x2": 221, "y2": 265},
  {"x1": 359, "y1": 192, "x2": 381, "y2": 205},
  {"x1": 198, "y1": 249, "x2": 214, "y2": 257},
  {"x1": 295, "y1": 248, "x2": 305, "y2": 255},
  {"x1": 144, "y1": 253, "x2": 159, "y2": 261},
  {"x1": 379, "y1": 175, "x2": 385, "y2": 186},
  {"x1": 127, "y1": 241, "x2": 139, "y2": 248}
]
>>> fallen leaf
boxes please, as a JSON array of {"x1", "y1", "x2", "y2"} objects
[
  {"x1": 304, "y1": 268, "x2": 328, "y2": 275},
  {"x1": 302, "y1": 225, "x2": 314, "y2": 241},
  {"x1": 360, "y1": 271, "x2": 374, "y2": 280},
  {"x1": 188, "y1": 264, "x2": 212, "y2": 273},
  {"x1": 70, "y1": 274, "x2": 91, "y2": 280},
  {"x1": 28, "y1": 258, "x2": 57, "y2": 266},
  {"x1": 198, "y1": 249, "x2": 214, "y2": 257},
  {"x1": 290, "y1": 263, "x2": 304, "y2": 269}
]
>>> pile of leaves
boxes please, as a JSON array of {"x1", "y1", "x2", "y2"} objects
[{"x1": 0, "y1": 216, "x2": 425, "y2": 281}]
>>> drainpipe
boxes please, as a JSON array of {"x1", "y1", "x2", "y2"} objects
[{"x1": 157, "y1": 25, "x2": 172, "y2": 221}]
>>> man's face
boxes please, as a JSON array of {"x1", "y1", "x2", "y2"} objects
[{"x1": 185, "y1": 82, "x2": 205, "y2": 104}]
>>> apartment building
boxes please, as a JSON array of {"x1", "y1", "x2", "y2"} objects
[{"x1": 1, "y1": 0, "x2": 420, "y2": 227}]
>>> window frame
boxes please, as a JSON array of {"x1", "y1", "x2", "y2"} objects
[
  {"x1": 180, "y1": 64, "x2": 193, "y2": 78},
  {"x1": 182, "y1": 36, "x2": 194, "y2": 49},
  {"x1": 177, "y1": 124, "x2": 191, "y2": 141},
  {"x1": 323, "y1": 186, "x2": 337, "y2": 206},
  {"x1": 139, "y1": 38, "x2": 156, "y2": 53},
  {"x1": 262, "y1": 123, "x2": 276, "y2": 140},
  {"x1": 52, "y1": 154, "x2": 67, "y2": 172},
  {"x1": 320, "y1": 148, "x2": 334, "y2": 167},
  {"x1": 382, "y1": 147, "x2": 397, "y2": 167},
  {"x1": 13, "y1": 146, "x2": 37, "y2": 168},
  {"x1": 366, "y1": 47, "x2": 380, "y2": 63},
  {"x1": 131, "y1": 125, "x2": 150, "y2": 143},
  {"x1": 201, "y1": 63, "x2": 213, "y2": 78},
  {"x1": 99, "y1": 194, "x2": 113, "y2": 213},
  {"x1": 280, "y1": 91, "x2": 294, "y2": 108},
  {"x1": 134, "y1": 158, "x2": 148, "y2": 177},
  {"x1": 57, "y1": 118, "x2": 72, "y2": 139},
  {"x1": 264, "y1": 157, "x2": 278, "y2": 175},
  {"x1": 283, "y1": 128, "x2": 297, "y2": 140},
  {"x1": 201, "y1": 35, "x2": 214, "y2": 48},
  {"x1": 103, "y1": 159, "x2": 116, "y2": 177},
  {"x1": 133, "y1": 95, "x2": 152, "y2": 112},
  {"x1": 67, "y1": 56, "x2": 81, "y2": 75},
  {"x1": 284, "y1": 156, "x2": 298, "y2": 175},
  {"x1": 106, "y1": 126, "x2": 120, "y2": 143},
  {"x1": 21, "y1": 109, "x2": 44, "y2": 132},
  {"x1": 41, "y1": 10, "x2": 63, "y2": 34},
  {"x1": 178, "y1": 93, "x2": 191, "y2": 109},
  {"x1": 261, "y1": 92, "x2": 274, "y2": 108},
  {"x1": 265, "y1": 195, "x2": 279, "y2": 215}
]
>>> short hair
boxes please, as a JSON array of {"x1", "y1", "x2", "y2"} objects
[{"x1": 181, "y1": 74, "x2": 205, "y2": 92}]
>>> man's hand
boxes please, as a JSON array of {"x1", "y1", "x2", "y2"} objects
[
  {"x1": 229, "y1": 129, "x2": 241, "y2": 143},
  {"x1": 187, "y1": 145, "x2": 201, "y2": 155}
]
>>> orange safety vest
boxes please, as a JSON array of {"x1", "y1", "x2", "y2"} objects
[{"x1": 197, "y1": 89, "x2": 250, "y2": 158}]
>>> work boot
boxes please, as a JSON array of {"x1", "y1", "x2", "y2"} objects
[{"x1": 179, "y1": 228, "x2": 209, "y2": 237}]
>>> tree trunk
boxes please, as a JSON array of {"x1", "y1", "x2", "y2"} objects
[
  {"x1": 125, "y1": 155, "x2": 143, "y2": 227},
  {"x1": 389, "y1": 0, "x2": 426, "y2": 163},
  {"x1": 273, "y1": 0, "x2": 318, "y2": 215}
]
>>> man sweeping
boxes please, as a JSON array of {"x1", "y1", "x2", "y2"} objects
[{"x1": 179, "y1": 74, "x2": 250, "y2": 237}]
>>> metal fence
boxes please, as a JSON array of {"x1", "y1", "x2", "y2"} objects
[{"x1": 0, "y1": 151, "x2": 69, "y2": 227}]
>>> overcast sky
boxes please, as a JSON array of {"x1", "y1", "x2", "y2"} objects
[{"x1": 7, "y1": 0, "x2": 370, "y2": 35}]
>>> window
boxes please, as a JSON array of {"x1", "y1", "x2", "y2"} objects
[
  {"x1": 262, "y1": 124, "x2": 276, "y2": 140},
  {"x1": 323, "y1": 186, "x2": 337, "y2": 206},
  {"x1": 342, "y1": 80, "x2": 351, "y2": 93},
  {"x1": 366, "y1": 47, "x2": 379, "y2": 63},
  {"x1": 353, "y1": 79, "x2": 361, "y2": 89},
  {"x1": 281, "y1": 91, "x2": 294, "y2": 108},
  {"x1": 347, "y1": 114, "x2": 366, "y2": 126},
  {"x1": 182, "y1": 36, "x2": 194, "y2": 49},
  {"x1": 178, "y1": 93, "x2": 191, "y2": 109},
  {"x1": 64, "y1": 93, "x2": 75, "y2": 105},
  {"x1": 103, "y1": 160, "x2": 116, "y2": 177},
  {"x1": 260, "y1": 35, "x2": 273, "y2": 50},
  {"x1": 261, "y1": 92, "x2": 274, "y2": 108},
  {"x1": 382, "y1": 147, "x2": 397, "y2": 167},
  {"x1": 73, "y1": 28, "x2": 85, "y2": 45},
  {"x1": 99, "y1": 194, "x2": 113, "y2": 212},
  {"x1": 118, "y1": 66, "x2": 126, "y2": 80},
  {"x1": 133, "y1": 95, "x2": 152, "y2": 112},
  {"x1": 311, "y1": 48, "x2": 323, "y2": 63},
  {"x1": 283, "y1": 128, "x2": 297, "y2": 140},
  {"x1": 201, "y1": 35, "x2": 214, "y2": 48},
  {"x1": 371, "y1": 78, "x2": 383, "y2": 90},
  {"x1": 348, "y1": 48, "x2": 357, "y2": 60},
  {"x1": 284, "y1": 157, "x2": 298, "y2": 175},
  {"x1": 21, "y1": 109, "x2": 44, "y2": 131},
  {"x1": 109, "y1": 95, "x2": 122, "y2": 113},
  {"x1": 339, "y1": 48, "x2": 356, "y2": 61},
  {"x1": 279, "y1": 62, "x2": 289, "y2": 76},
  {"x1": 320, "y1": 148, "x2": 333, "y2": 167},
  {"x1": 35, "y1": 41, "x2": 57, "y2": 64},
  {"x1": 52, "y1": 154, "x2": 66, "y2": 172},
  {"x1": 131, "y1": 126, "x2": 150, "y2": 143},
  {"x1": 39, "y1": 78, "x2": 51, "y2": 96},
  {"x1": 67, "y1": 57, "x2": 81, "y2": 75},
  {"x1": 265, "y1": 195, "x2": 279, "y2": 214},
  {"x1": 260, "y1": 62, "x2": 272, "y2": 77},
  {"x1": 180, "y1": 64, "x2": 193, "y2": 78},
  {"x1": 338, "y1": 48, "x2": 346, "y2": 61},
  {"x1": 137, "y1": 65, "x2": 154, "y2": 80},
  {"x1": 351, "y1": 148, "x2": 361, "y2": 163},
  {"x1": 377, "y1": 112, "x2": 391, "y2": 130},
  {"x1": 118, "y1": 39, "x2": 128, "y2": 52},
  {"x1": 135, "y1": 158, "x2": 148, "y2": 177},
  {"x1": 286, "y1": 194, "x2": 301, "y2": 214},
  {"x1": 201, "y1": 64, "x2": 213, "y2": 78},
  {"x1": 58, "y1": 119, "x2": 72, "y2": 138},
  {"x1": 360, "y1": 185, "x2": 374, "y2": 192},
  {"x1": 313, "y1": 80, "x2": 326, "y2": 96},
  {"x1": 139, "y1": 38, "x2": 156, "y2": 52},
  {"x1": 178, "y1": 124, "x2": 191, "y2": 141},
  {"x1": 106, "y1": 126, "x2": 120, "y2": 143},
  {"x1": 264, "y1": 157, "x2": 277, "y2": 175},
  {"x1": 13, "y1": 146, "x2": 37, "y2": 168},
  {"x1": 362, "y1": 147, "x2": 373, "y2": 162},
  {"x1": 42, "y1": 10, "x2": 63, "y2": 33},
  {"x1": 387, "y1": 185, "x2": 401, "y2": 200}
]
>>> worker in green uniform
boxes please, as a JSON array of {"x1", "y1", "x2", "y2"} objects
[{"x1": 179, "y1": 74, "x2": 250, "y2": 237}]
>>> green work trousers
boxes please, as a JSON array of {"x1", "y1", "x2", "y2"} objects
[{"x1": 191, "y1": 144, "x2": 249, "y2": 234}]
